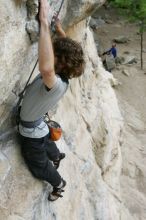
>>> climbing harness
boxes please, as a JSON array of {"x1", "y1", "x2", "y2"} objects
[{"x1": 13, "y1": 69, "x2": 63, "y2": 140}]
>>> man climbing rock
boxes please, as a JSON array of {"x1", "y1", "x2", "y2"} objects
[{"x1": 18, "y1": 0, "x2": 85, "y2": 201}]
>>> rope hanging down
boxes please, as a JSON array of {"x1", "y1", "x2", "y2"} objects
[
  {"x1": 18, "y1": 0, "x2": 65, "y2": 105},
  {"x1": 17, "y1": 59, "x2": 38, "y2": 106}
]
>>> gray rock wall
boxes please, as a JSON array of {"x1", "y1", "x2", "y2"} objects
[
  {"x1": 0, "y1": 0, "x2": 38, "y2": 132},
  {"x1": 0, "y1": 1, "x2": 126, "y2": 220}
]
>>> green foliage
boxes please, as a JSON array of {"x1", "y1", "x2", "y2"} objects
[
  {"x1": 108, "y1": 0, "x2": 146, "y2": 69},
  {"x1": 114, "y1": 0, "x2": 133, "y2": 8},
  {"x1": 109, "y1": 0, "x2": 146, "y2": 19},
  {"x1": 109, "y1": 0, "x2": 146, "y2": 33}
]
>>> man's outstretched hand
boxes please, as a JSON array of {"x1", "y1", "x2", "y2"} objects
[{"x1": 39, "y1": 0, "x2": 49, "y2": 25}]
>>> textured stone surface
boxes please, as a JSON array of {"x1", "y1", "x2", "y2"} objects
[
  {"x1": 0, "y1": 17, "x2": 123, "y2": 218},
  {"x1": 0, "y1": 152, "x2": 11, "y2": 184},
  {"x1": 91, "y1": 6, "x2": 146, "y2": 219},
  {"x1": 0, "y1": 0, "x2": 38, "y2": 131},
  {"x1": 1, "y1": 0, "x2": 144, "y2": 220},
  {"x1": 25, "y1": 0, "x2": 106, "y2": 42}
]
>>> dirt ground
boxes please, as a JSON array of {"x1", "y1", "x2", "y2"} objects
[
  {"x1": 94, "y1": 7, "x2": 146, "y2": 123},
  {"x1": 93, "y1": 6, "x2": 146, "y2": 220}
]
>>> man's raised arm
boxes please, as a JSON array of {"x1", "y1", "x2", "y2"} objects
[{"x1": 39, "y1": 0, "x2": 57, "y2": 89}]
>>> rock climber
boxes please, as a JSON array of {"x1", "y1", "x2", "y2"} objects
[{"x1": 18, "y1": 0, "x2": 85, "y2": 201}]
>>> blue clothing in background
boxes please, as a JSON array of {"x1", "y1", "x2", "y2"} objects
[{"x1": 108, "y1": 47, "x2": 117, "y2": 58}]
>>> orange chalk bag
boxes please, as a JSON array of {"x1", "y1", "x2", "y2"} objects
[{"x1": 47, "y1": 120, "x2": 62, "y2": 141}]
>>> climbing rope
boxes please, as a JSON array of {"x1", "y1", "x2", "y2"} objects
[
  {"x1": 17, "y1": 58, "x2": 38, "y2": 107},
  {"x1": 18, "y1": 0, "x2": 65, "y2": 105}
]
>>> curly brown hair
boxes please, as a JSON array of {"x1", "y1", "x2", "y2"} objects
[{"x1": 53, "y1": 37, "x2": 85, "y2": 79}]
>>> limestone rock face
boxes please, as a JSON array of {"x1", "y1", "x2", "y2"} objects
[
  {"x1": 63, "y1": 0, "x2": 106, "y2": 27},
  {"x1": 0, "y1": 1, "x2": 144, "y2": 220},
  {"x1": 25, "y1": 0, "x2": 106, "y2": 42},
  {"x1": 0, "y1": 21, "x2": 123, "y2": 218}
]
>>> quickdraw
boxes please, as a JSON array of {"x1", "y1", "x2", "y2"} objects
[{"x1": 51, "y1": 0, "x2": 65, "y2": 32}]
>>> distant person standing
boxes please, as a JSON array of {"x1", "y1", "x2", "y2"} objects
[
  {"x1": 103, "y1": 43, "x2": 117, "y2": 58},
  {"x1": 109, "y1": 43, "x2": 117, "y2": 58},
  {"x1": 102, "y1": 43, "x2": 117, "y2": 72}
]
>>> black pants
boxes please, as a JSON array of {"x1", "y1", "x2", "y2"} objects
[{"x1": 19, "y1": 134, "x2": 62, "y2": 187}]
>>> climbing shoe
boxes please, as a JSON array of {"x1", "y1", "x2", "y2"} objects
[
  {"x1": 48, "y1": 179, "x2": 66, "y2": 202},
  {"x1": 53, "y1": 153, "x2": 65, "y2": 169}
]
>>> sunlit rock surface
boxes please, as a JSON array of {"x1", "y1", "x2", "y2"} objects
[{"x1": 0, "y1": 0, "x2": 145, "y2": 220}]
